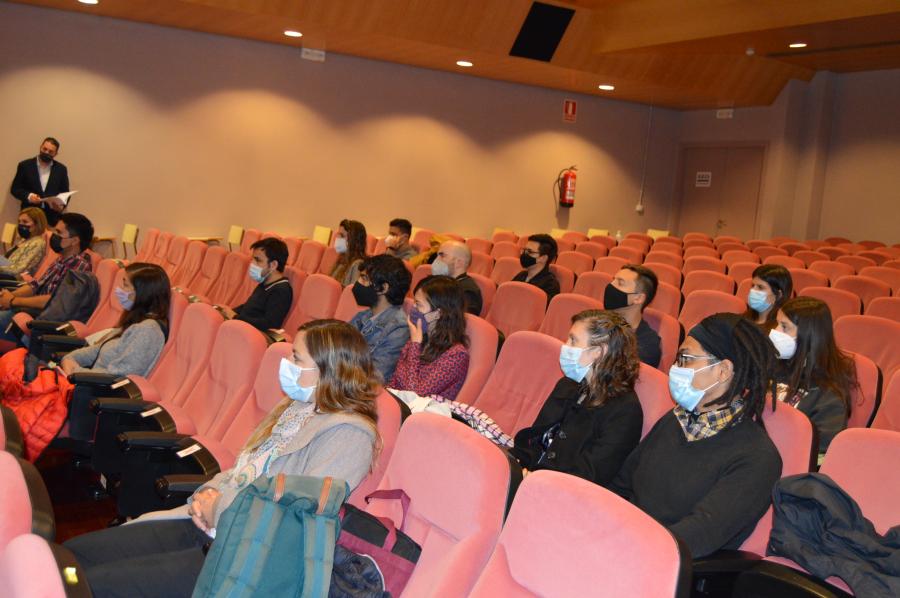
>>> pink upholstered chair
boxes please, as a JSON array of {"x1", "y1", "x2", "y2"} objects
[
  {"x1": 170, "y1": 240, "x2": 207, "y2": 288},
  {"x1": 281, "y1": 274, "x2": 342, "y2": 339},
  {"x1": 683, "y1": 256, "x2": 727, "y2": 275},
  {"x1": 791, "y1": 250, "x2": 830, "y2": 267},
  {"x1": 182, "y1": 245, "x2": 227, "y2": 296},
  {"x1": 645, "y1": 251, "x2": 684, "y2": 271},
  {"x1": 802, "y1": 287, "x2": 861, "y2": 321},
  {"x1": 678, "y1": 290, "x2": 746, "y2": 332},
  {"x1": 466, "y1": 237, "x2": 493, "y2": 255},
  {"x1": 556, "y1": 250, "x2": 593, "y2": 276},
  {"x1": 634, "y1": 363, "x2": 675, "y2": 437},
  {"x1": 858, "y1": 266, "x2": 900, "y2": 293},
  {"x1": 644, "y1": 261, "x2": 682, "y2": 288},
  {"x1": 593, "y1": 256, "x2": 629, "y2": 275},
  {"x1": 848, "y1": 352, "x2": 880, "y2": 429},
  {"x1": 364, "y1": 413, "x2": 510, "y2": 597},
  {"x1": 643, "y1": 307, "x2": 681, "y2": 371},
  {"x1": 0, "y1": 534, "x2": 79, "y2": 598},
  {"x1": 347, "y1": 390, "x2": 403, "y2": 509},
  {"x1": 490, "y1": 241, "x2": 520, "y2": 260},
  {"x1": 161, "y1": 236, "x2": 189, "y2": 277},
  {"x1": 468, "y1": 252, "x2": 494, "y2": 278},
  {"x1": 648, "y1": 281, "x2": 682, "y2": 319},
  {"x1": 609, "y1": 246, "x2": 644, "y2": 264},
  {"x1": 333, "y1": 284, "x2": 366, "y2": 322},
  {"x1": 574, "y1": 241, "x2": 608, "y2": 260},
  {"x1": 454, "y1": 314, "x2": 499, "y2": 405},
  {"x1": 471, "y1": 331, "x2": 563, "y2": 435},
  {"x1": 871, "y1": 370, "x2": 900, "y2": 432},
  {"x1": 134, "y1": 228, "x2": 159, "y2": 261},
  {"x1": 486, "y1": 282, "x2": 548, "y2": 337},
  {"x1": 0, "y1": 452, "x2": 54, "y2": 550},
  {"x1": 762, "y1": 255, "x2": 804, "y2": 270},
  {"x1": 681, "y1": 271, "x2": 735, "y2": 297},
  {"x1": 538, "y1": 293, "x2": 603, "y2": 341},
  {"x1": 809, "y1": 260, "x2": 855, "y2": 284},
  {"x1": 865, "y1": 296, "x2": 900, "y2": 322},
  {"x1": 787, "y1": 268, "x2": 829, "y2": 293},
  {"x1": 549, "y1": 264, "x2": 575, "y2": 294},
  {"x1": 572, "y1": 271, "x2": 613, "y2": 302},
  {"x1": 295, "y1": 240, "x2": 326, "y2": 274},
  {"x1": 490, "y1": 257, "x2": 521, "y2": 285},
  {"x1": 728, "y1": 262, "x2": 758, "y2": 285},
  {"x1": 835, "y1": 254, "x2": 877, "y2": 273},
  {"x1": 239, "y1": 228, "x2": 261, "y2": 255},
  {"x1": 833, "y1": 275, "x2": 891, "y2": 310},
  {"x1": 469, "y1": 470, "x2": 690, "y2": 598},
  {"x1": 835, "y1": 315, "x2": 900, "y2": 384}
]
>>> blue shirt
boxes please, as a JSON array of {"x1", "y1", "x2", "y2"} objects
[{"x1": 350, "y1": 305, "x2": 410, "y2": 382}]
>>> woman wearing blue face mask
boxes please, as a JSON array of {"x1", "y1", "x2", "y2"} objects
[
  {"x1": 612, "y1": 313, "x2": 782, "y2": 558},
  {"x1": 64, "y1": 319, "x2": 380, "y2": 598},
  {"x1": 389, "y1": 275, "x2": 469, "y2": 400},
  {"x1": 744, "y1": 264, "x2": 793, "y2": 331},
  {"x1": 772, "y1": 297, "x2": 857, "y2": 455},
  {"x1": 511, "y1": 310, "x2": 642, "y2": 487}
]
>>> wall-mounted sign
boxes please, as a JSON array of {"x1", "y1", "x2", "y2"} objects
[
  {"x1": 563, "y1": 99, "x2": 577, "y2": 123},
  {"x1": 695, "y1": 171, "x2": 712, "y2": 187}
]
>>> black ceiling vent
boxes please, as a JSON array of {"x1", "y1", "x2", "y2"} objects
[{"x1": 510, "y1": 2, "x2": 575, "y2": 62}]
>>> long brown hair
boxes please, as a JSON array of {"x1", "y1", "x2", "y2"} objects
[
  {"x1": 117, "y1": 262, "x2": 170, "y2": 333},
  {"x1": 243, "y1": 319, "x2": 381, "y2": 463},
  {"x1": 743, "y1": 264, "x2": 793, "y2": 330},
  {"x1": 572, "y1": 310, "x2": 640, "y2": 407},
  {"x1": 779, "y1": 297, "x2": 858, "y2": 416},
  {"x1": 332, "y1": 219, "x2": 368, "y2": 282},
  {"x1": 415, "y1": 275, "x2": 468, "y2": 363}
]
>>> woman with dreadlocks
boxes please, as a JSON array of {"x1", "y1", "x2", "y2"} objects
[{"x1": 611, "y1": 312, "x2": 783, "y2": 558}]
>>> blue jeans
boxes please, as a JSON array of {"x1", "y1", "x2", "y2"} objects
[{"x1": 64, "y1": 519, "x2": 209, "y2": 598}]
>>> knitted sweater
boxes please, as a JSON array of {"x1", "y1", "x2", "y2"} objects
[{"x1": 68, "y1": 319, "x2": 166, "y2": 377}]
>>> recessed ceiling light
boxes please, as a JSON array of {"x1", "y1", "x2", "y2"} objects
[
  {"x1": 283, "y1": 30, "x2": 303, "y2": 38},
  {"x1": 597, "y1": 84, "x2": 615, "y2": 91},
  {"x1": 78, "y1": 0, "x2": 99, "y2": 4},
  {"x1": 789, "y1": 42, "x2": 807, "y2": 49},
  {"x1": 456, "y1": 60, "x2": 473, "y2": 68}
]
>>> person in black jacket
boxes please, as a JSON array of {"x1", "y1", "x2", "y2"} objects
[
  {"x1": 512, "y1": 234, "x2": 560, "y2": 305},
  {"x1": 511, "y1": 309, "x2": 643, "y2": 488},
  {"x1": 605, "y1": 265, "x2": 662, "y2": 368},
  {"x1": 217, "y1": 237, "x2": 292, "y2": 332},
  {"x1": 612, "y1": 313, "x2": 783, "y2": 558},
  {"x1": 10, "y1": 137, "x2": 70, "y2": 225}
]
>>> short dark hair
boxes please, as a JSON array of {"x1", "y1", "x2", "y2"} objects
[
  {"x1": 360, "y1": 255, "x2": 411, "y2": 306},
  {"x1": 251, "y1": 237, "x2": 289, "y2": 272},
  {"x1": 745, "y1": 264, "x2": 794, "y2": 326},
  {"x1": 59, "y1": 213, "x2": 94, "y2": 252},
  {"x1": 43, "y1": 137, "x2": 60, "y2": 150},
  {"x1": 527, "y1": 234, "x2": 558, "y2": 263},
  {"x1": 389, "y1": 218, "x2": 412, "y2": 237},
  {"x1": 623, "y1": 264, "x2": 658, "y2": 310}
]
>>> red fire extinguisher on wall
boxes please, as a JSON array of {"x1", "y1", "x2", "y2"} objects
[{"x1": 557, "y1": 166, "x2": 577, "y2": 208}]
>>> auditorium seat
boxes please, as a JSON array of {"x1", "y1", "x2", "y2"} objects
[
  {"x1": 471, "y1": 331, "x2": 563, "y2": 435},
  {"x1": 809, "y1": 260, "x2": 855, "y2": 284},
  {"x1": 824, "y1": 236, "x2": 852, "y2": 246},
  {"x1": 802, "y1": 287, "x2": 861, "y2": 321},
  {"x1": 644, "y1": 251, "x2": 684, "y2": 271},
  {"x1": 626, "y1": 232, "x2": 654, "y2": 246},
  {"x1": 346, "y1": 389, "x2": 403, "y2": 509},
  {"x1": 295, "y1": 240, "x2": 326, "y2": 275},
  {"x1": 752, "y1": 246, "x2": 788, "y2": 260},
  {"x1": 833, "y1": 275, "x2": 891, "y2": 310},
  {"x1": 364, "y1": 413, "x2": 510, "y2": 598},
  {"x1": 681, "y1": 270, "x2": 735, "y2": 297},
  {"x1": 470, "y1": 469, "x2": 689, "y2": 597},
  {"x1": 858, "y1": 240, "x2": 886, "y2": 249},
  {"x1": 556, "y1": 251, "x2": 593, "y2": 276},
  {"x1": 648, "y1": 242, "x2": 683, "y2": 257},
  {"x1": 871, "y1": 371, "x2": 900, "y2": 432},
  {"x1": 409, "y1": 264, "x2": 432, "y2": 297},
  {"x1": 593, "y1": 256, "x2": 629, "y2": 275},
  {"x1": 283, "y1": 236, "x2": 303, "y2": 266},
  {"x1": 280, "y1": 274, "x2": 342, "y2": 339},
  {"x1": 769, "y1": 236, "x2": 797, "y2": 246},
  {"x1": 334, "y1": 284, "x2": 365, "y2": 322},
  {"x1": 574, "y1": 241, "x2": 608, "y2": 260},
  {"x1": 682, "y1": 239, "x2": 715, "y2": 251},
  {"x1": 678, "y1": 290, "x2": 746, "y2": 332},
  {"x1": 170, "y1": 240, "x2": 207, "y2": 288},
  {"x1": 466, "y1": 237, "x2": 493, "y2": 255},
  {"x1": 858, "y1": 266, "x2": 900, "y2": 293},
  {"x1": 683, "y1": 256, "x2": 726, "y2": 275},
  {"x1": 159, "y1": 235, "x2": 188, "y2": 277},
  {"x1": 147, "y1": 230, "x2": 173, "y2": 266},
  {"x1": 411, "y1": 228, "x2": 435, "y2": 252},
  {"x1": 787, "y1": 268, "x2": 829, "y2": 293},
  {"x1": 469, "y1": 272, "x2": 496, "y2": 317},
  {"x1": 572, "y1": 271, "x2": 612, "y2": 302},
  {"x1": 858, "y1": 251, "x2": 890, "y2": 266},
  {"x1": 683, "y1": 232, "x2": 713, "y2": 243},
  {"x1": 556, "y1": 239, "x2": 575, "y2": 253},
  {"x1": 648, "y1": 281, "x2": 682, "y2": 319},
  {"x1": 549, "y1": 264, "x2": 575, "y2": 294},
  {"x1": 562, "y1": 230, "x2": 589, "y2": 245},
  {"x1": 589, "y1": 234, "x2": 616, "y2": 250},
  {"x1": 818, "y1": 246, "x2": 850, "y2": 260},
  {"x1": 713, "y1": 235, "x2": 742, "y2": 247},
  {"x1": 469, "y1": 251, "x2": 494, "y2": 277},
  {"x1": 538, "y1": 293, "x2": 603, "y2": 341},
  {"x1": 1, "y1": 405, "x2": 24, "y2": 457},
  {"x1": 0, "y1": 534, "x2": 88, "y2": 598},
  {"x1": 835, "y1": 315, "x2": 900, "y2": 383},
  {"x1": 609, "y1": 246, "x2": 644, "y2": 263},
  {"x1": 746, "y1": 239, "x2": 773, "y2": 251},
  {"x1": 716, "y1": 242, "x2": 748, "y2": 256},
  {"x1": 455, "y1": 314, "x2": 500, "y2": 405},
  {"x1": 643, "y1": 307, "x2": 680, "y2": 372},
  {"x1": 644, "y1": 261, "x2": 682, "y2": 288},
  {"x1": 728, "y1": 261, "x2": 758, "y2": 285},
  {"x1": 317, "y1": 246, "x2": 339, "y2": 277},
  {"x1": 486, "y1": 282, "x2": 548, "y2": 337},
  {"x1": 0, "y1": 451, "x2": 54, "y2": 549},
  {"x1": 181, "y1": 245, "x2": 227, "y2": 296},
  {"x1": 490, "y1": 256, "x2": 521, "y2": 285},
  {"x1": 792, "y1": 250, "x2": 830, "y2": 267},
  {"x1": 655, "y1": 235, "x2": 683, "y2": 247},
  {"x1": 721, "y1": 249, "x2": 760, "y2": 268},
  {"x1": 634, "y1": 362, "x2": 676, "y2": 436},
  {"x1": 490, "y1": 241, "x2": 519, "y2": 260},
  {"x1": 865, "y1": 296, "x2": 900, "y2": 322},
  {"x1": 193, "y1": 251, "x2": 250, "y2": 305},
  {"x1": 762, "y1": 255, "x2": 804, "y2": 270},
  {"x1": 835, "y1": 254, "x2": 877, "y2": 273},
  {"x1": 885, "y1": 259, "x2": 900, "y2": 270},
  {"x1": 238, "y1": 228, "x2": 261, "y2": 255},
  {"x1": 735, "y1": 278, "x2": 752, "y2": 304},
  {"x1": 133, "y1": 227, "x2": 159, "y2": 262},
  {"x1": 491, "y1": 230, "x2": 517, "y2": 244},
  {"x1": 620, "y1": 238, "x2": 649, "y2": 255},
  {"x1": 778, "y1": 242, "x2": 810, "y2": 256},
  {"x1": 848, "y1": 352, "x2": 881, "y2": 429}
]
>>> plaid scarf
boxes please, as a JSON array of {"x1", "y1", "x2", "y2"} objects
[{"x1": 674, "y1": 397, "x2": 746, "y2": 442}]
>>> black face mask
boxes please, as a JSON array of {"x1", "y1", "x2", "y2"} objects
[
  {"x1": 17, "y1": 225, "x2": 31, "y2": 240},
  {"x1": 603, "y1": 283, "x2": 633, "y2": 310},
  {"x1": 39, "y1": 152, "x2": 53, "y2": 163},
  {"x1": 520, "y1": 253, "x2": 537, "y2": 268},
  {"x1": 351, "y1": 281, "x2": 379, "y2": 308},
  {"x1": 49, "y1": 233, "x2": 66, "y2": 254}
]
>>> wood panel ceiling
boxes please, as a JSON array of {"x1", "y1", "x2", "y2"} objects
[{"x1": 8, "y1": 0, "x2": 900, "y2": 109}]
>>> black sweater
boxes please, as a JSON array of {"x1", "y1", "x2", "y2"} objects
[
  {"x1": 511, "y1": 378, "x2": 643, "y2": 488},
  {"x1": 234, "y1": 277, "x2": 293, "y2": 331},
  {"x1": 612, "y1": 412, "x2": 782, "y2": 558}
]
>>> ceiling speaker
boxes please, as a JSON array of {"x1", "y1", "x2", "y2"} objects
[{"x1": 510, "y1": 2, "x2": 575, "y2": 62}]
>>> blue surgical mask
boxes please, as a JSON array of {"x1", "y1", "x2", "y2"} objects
[
  {"x1": 248, "y1": 263, "x2": 268, "y2": 283},
  {"x1": 334, "y1": 237, "x2": 348, "y2": 254},
  {"x1": 747, "y1": 289, "x2": 772, "y2": 313},
  {"x1": 559, "y1": 344, "x2": 593, "y2": 382},
  {"x1": 278, "y1": 358, "x2": 317, "y2": 402},
  {"x1": 114, "y1": 286, "x2": 135, "y2": 310},
  {"x1": 668, "y1": 362, "x2": 721, "y2": 413}
]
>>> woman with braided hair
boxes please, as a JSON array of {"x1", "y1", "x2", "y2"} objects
[{"x1": 612, "y1": 312, "x2": 783, "y2": 558}]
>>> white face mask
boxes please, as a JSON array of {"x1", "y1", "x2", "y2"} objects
[
  {"x1": 769, "y1": 329, "x2": 797, "y2": 360},
  {"x1": 431, "y1": 258, "x2": 451, "y2": 277},
  {"x1": 334, "y1": 237, "x2": 348, "y2": 254}
]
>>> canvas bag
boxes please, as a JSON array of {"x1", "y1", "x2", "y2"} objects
[{"x1": 192, "y1": 474, "x2": 348, "y2": 598}]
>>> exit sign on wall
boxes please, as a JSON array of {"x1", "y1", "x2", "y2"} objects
[{"x1": 563, "y1": 99, "x2": 577, "y2": 123}]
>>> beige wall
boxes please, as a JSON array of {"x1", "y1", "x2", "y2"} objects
[{"x1": 0, "y1": 3, "x2": 681, "y2": 245}]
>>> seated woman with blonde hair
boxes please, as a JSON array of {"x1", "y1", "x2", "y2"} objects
[
  {"x1": 64, "y1": 319, "x2": 381, "y2": 598},
  {"x1": 0, "y1": 207, "x2": 48, "y2": 278}
]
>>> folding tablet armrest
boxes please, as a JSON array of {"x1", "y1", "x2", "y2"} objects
[
  {"x1": 90, "y1": 397, "x2": 154, "y2": 415},
  {"x1": 733, "y1": 561, "x2": 853, "y2": 598},
  {"x1": 67, "y1": 371, "x2": 126, "y2": 388},
  {"x1": 0, "y1": 279, "x2": 24, "y2": 289},
  {"x1": 118, "y1": 430, "x2": 192, "y2": 451},
  {"x1": 27, "y1": 319, "x2": 73, "y2": 334},
  {"x1": 39, "y1": 334, "x2": 88, "y2": 351},
  {"x1": 155, "y1": 473, "x2": 215, "y2": 500}
]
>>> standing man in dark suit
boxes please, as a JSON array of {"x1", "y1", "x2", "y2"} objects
[{"x1": 10, "y1": 137, "x2": 70, "y2": 225}]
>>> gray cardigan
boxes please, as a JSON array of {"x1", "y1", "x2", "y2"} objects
[
  {"x1": 68, "y1": 319, "x2": 165, "y2": 377},
  {"x1": 194, "y1": 411, "x2": 376, "y2": 528}
]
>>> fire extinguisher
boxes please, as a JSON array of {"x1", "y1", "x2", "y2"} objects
[{"x1": 556, "y1": 166, "x2": 577, "y2": 208}]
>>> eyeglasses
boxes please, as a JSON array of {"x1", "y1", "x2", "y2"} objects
[
  {"x1": 521, "y1": 249, "x2": 540, "y2": 257},
  {"x1": 675, "y1": 353, "x2": 719, "y2": 368}
]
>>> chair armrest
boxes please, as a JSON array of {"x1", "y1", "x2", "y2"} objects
[
  {"x1": 118, "y1": 431, "x2": 192, "y2": 451},
  {"x1": 90, "y1": 397, "x2": 154, "y2": 415},
  {"x1": 691, "y1": 550, "x2": 764, "y2": 596},
  {"x1": 39, "y1": 334, "x2": 87, "y2": 349},
  {"x1": 67, "y1": 371, "x2": 126, "y2": 388},
  {"x1": 734, "y1": 561, "x2": 853, "y2": 598},
  {"x1": 1, "y1": 404, "x2": 25, "y2": 458},
  {"x1": 155, "y1": 474, "x2": 214, "y2": 499},
  {"x1": 27, "y1": 320, "x2": 72, "y2": 334},
  {"x1": 264, "y1": 329, "x2": 287, "y2": 344},
  {"x1": 19, "y1": 457, "x2": 56, "y2": 541}
]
